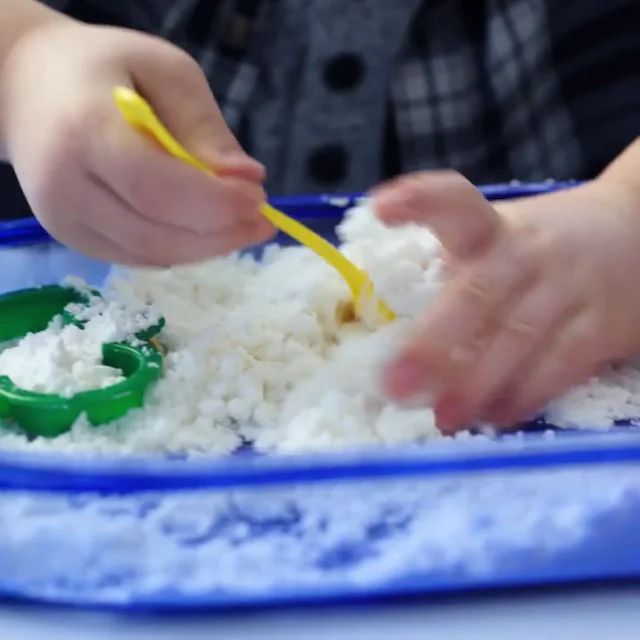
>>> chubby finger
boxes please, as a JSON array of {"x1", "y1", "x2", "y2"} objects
[
  {"x1": 126, "y1": 114, "x2": 265, "y2": 183},
  {"x1": 434, "y1": 283, "x2": 578, "y2": 433},
  {"x1": 373, "y1": 171, "x2": 503, "y2": 261},
  {"x1": 126, "y1": 40, "x2": 262, "y2": 176},
  {"x1": 56, "y1": 219, "x2": 152, "y2": 265},
  {"x1": 89, "y1": 107, "x2": 268, "y2": 235},
  {"x1": 484, "y1": 311, "x2": 602, "y2": 427},
  {"x1": 86, "y1": 173, "x2": 274, "y2": 265},
  {"x1": 383, "y1": 229, "x2": 534, "y2": 401}
]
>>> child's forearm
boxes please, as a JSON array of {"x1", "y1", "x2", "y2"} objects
[
  {"x1": 496, "y1": 137, "x2": 640, "y2": 221},
  {"x1": 599, "y1": 137, "x2": 640, "y2": 208},
  {"x1": 0, "y1": 0, "x2": 71, "y2": 158}
]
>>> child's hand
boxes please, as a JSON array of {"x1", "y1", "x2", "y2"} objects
[
  {"x1": 0, "y1": 21, "x2": 273, "y2": 265},
  {"x1": 375, "y1": 169, "x2": 640, "y2": 432}
]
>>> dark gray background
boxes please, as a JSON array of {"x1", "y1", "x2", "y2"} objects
[{"x1": 0, "y1": 164, "x2": 31, "y2": 220}]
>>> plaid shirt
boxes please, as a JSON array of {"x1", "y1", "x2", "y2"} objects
[{"x1": 45, "y1": 0, "x2": 639, "y2": 195}]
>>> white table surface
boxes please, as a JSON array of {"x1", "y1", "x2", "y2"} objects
[{"x1": 2, "y1": 585, "x2": 640, "y2": 640}]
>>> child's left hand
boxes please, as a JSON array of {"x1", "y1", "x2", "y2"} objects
[{"x1": 374, "y1": 160, "x2": 640, "y2": 433}]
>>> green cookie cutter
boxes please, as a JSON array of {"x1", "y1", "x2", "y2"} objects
[{"x1": 0, "y1": 284, "x2": 166, "y2": 438}]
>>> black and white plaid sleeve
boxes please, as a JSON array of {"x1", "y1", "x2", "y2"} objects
[
  {"x1": 40, "y1": 0, "x2": 270, "y2": 140},
  {"x1": 547, "y1": 0, "x2": 640, "y2": 178},
  {"x1": 153, "y1": 0, "x2": 275, "y2": 135},
  {"x1": 390, "y1": 0, "x2": 639, "y2": 184}
]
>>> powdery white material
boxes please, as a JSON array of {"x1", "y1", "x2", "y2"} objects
[
  {"x1": 0, "y1": 283, "x2": 159, "y2": 398},
  {"x1": 545, "y1": 365, "x2": 640, "y2": 429},
  {"x1": 63, "y1": 275, "x2": 162, "y2": 343},
  {"x1": 0, "y1": 200, "x2": 638, "y2": 455},
  {"x1": 0, "y1": 463, "x2": 638, "y2": 604},
  {"x1": 0, "y1": 317, "x2": 124, "y2": 397}
]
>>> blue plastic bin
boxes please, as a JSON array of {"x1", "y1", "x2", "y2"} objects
[{"x1": 0, "y1": 181, "x2": 640, "y2": 610}]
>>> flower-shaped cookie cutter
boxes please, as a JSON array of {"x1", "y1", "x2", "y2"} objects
[{"x1": 0, "y1": 285, "x2": 165, "y2": 438}]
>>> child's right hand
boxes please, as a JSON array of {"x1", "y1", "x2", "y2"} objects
[
  {"x1": 0, "y1": 20, "x2": 274, "y2": 266},
  {"x1": 376, "y1": 152, "x2": 640, "y2": 432}
]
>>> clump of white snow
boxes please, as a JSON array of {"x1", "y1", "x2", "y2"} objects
[
  {"x1": 545, "y1": 365, "x2": 640, "y2": 430},
  {"x1": 0, "y1": 200, "x2": 637, "y2": 456},
  {"x1": 0, "y1": 281, "x2": 159, "y2": 398},
  {"x1": 0, "y1": 317, "x2": 125, "y2": 397}
]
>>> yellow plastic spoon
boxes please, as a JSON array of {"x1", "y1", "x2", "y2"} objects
[{"x1": 112, "y1": 86, "x2": 395, "y2": 325}]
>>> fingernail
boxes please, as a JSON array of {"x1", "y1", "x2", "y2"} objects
[
  {"x1": 483, "y1": 400, "x2": 518, "y2": 428},
  {"x1": 212, "y1": 150, "x2": 266, "y2": 177},
  {"x1": 375, "y1": 191, "x2": 412, "y2": 216},
  {"x1": 436, "y1": 394, "x2": 471, "y2": 434},
  {"x1": 252, "y1": 217, "x2": 277, "y2": 241},
  {"x1": 222, "y1": 150, "x2": 260, "y2": 164},
  {"x1": 384, "y1": 356, "x2": 429, "y2": 399}
]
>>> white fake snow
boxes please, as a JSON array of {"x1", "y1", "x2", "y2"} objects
[
  {"x1": 0, "y1": 280, "x2": 159, "y2": 397},
  {"x1": 0, "y1": 316, "x2": 125, "y2": 397},
  {"x1": 0, "y1": 201, "x2": 638, "y2": 455},
  {"x1": 1, "y1": 464, "x2": 640, "y2": 601}
]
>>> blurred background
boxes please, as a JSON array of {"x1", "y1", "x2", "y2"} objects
[{"x1": 0, "y1": 164, "x2": 30, "y2": 220}]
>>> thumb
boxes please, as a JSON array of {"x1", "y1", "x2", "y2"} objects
[
  {"x1": 126, "y1": 39, "x2": 265, "y2": 183},
  {"x1": 373, "y1": 171, "x2": 503, "y2": 262}
]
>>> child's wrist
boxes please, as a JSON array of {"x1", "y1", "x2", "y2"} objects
[
  {"x1": 495, "y1": 138, "x2": 640, "y2": 224},
  {"x1": 596, "y1": 138, "x2": 640, "y2": 215}
]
